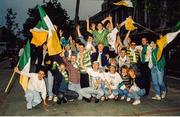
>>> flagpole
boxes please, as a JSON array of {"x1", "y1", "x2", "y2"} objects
[
  {"x1": 4, "y1": 40, "x2": 29, "y2": 93},
  {"x1": 4, "y1": 62, "x2": 20, "y2": 93}
]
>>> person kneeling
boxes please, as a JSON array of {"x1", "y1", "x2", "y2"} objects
[{"x1": 14, "y1": 67, "x2": 48, "y2": 110}]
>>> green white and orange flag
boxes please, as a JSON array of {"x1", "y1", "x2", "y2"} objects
[
  {"x1": 113, "y1": 0, "x2": 133, "y2": 7},
  {"x1": 18, "y1": 40, "x2": 31, "y2": 91},
  {"x1": 30, "y1": 21, "x2": 48, "y2": 47},
  {"x1": 38, "y1": 5, "x2": 62, "y2": 56},
  {"x1": 156, "y1": 30, "x2": 180, "y2": 61}
]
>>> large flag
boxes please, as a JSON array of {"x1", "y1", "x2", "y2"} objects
[
  {"x1": 38, "y1": 5, "x2": 62, "y2": 56},
  {"x1": 113, "y1": 0, "x2": 133, "y2": 7},
  {"x1": 18, "y1": 40, "x2": 31, "y2": 91},
  {"x1": 30, "y1": 21, "x2": 48, "y2": 47},
  {"x1": 156, "y1": 30, "x2": 180, "y2": 61}
]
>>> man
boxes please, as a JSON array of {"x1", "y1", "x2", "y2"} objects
[
  {"x1": 91, "y1": 43, "x2": 109, "y2": 69},
  {"x1": 79, "y1": 61, "x2": 104, "y2": 103},
  {"x1": 14, "y1": 67, "x2": 48, "y2": 110},
  {"x1": 76, "y1": 43, "x2": 91, "y2": 88},
  {"x1": 138, "y1": 37, "x2": 152, "y2": 95},
  {"x1": 126, "y1": 41, "x2": 140, "y2": 70},
  {"x1": 116, "y1": 47, "x2": 130, "y2": 68}
]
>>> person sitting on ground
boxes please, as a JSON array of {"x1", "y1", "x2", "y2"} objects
[
  {"x1": 127, "y1": 67, "x2": 146, "y2": 105},
  {"x1": 14, "y1": 67, "x2": 48, "y2": 110}
]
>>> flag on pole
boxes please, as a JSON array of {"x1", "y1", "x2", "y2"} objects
[
  {"x1": 113, "y1": 0, "x2": 133, "y2": 7},
  {"x1": 38, "y1": 5, "x2": 62, "y2": 56},
  {"x1": 30, "y1": 21, "x2": 48, "y2": 47},
  {"x1": 18, "y1": 40, "x2": 31, "y2": 91},
  {"x1": 125, "y1": 16, "x2": 137, "y2": 31},
  {"x1": 156, "y1": 30, "x2": 180, "y2": 61}
]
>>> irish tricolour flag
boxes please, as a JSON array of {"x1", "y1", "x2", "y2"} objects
[
  {"x1": 38, "y1": 5, "x2": 62, "y2": 56},
  {"x1": 18, "y1": 40, "x2": 31, "y2": 91}
]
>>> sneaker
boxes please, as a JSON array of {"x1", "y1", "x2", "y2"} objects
[
  {"x1": 126, "y1": 97, "x2": 131, "y2": 102},
  {"x1": 101, "y1": 96, "x2": 105, "y2": 101},
  {"x1": 108, "y1": 94, "x2": 115, "y2": 99},
  {"x1": 120, "y1": 96, "x2": 125, "y2": 100},
  {"x1": 152, "y1": 95, "x2": 161, "y2": 100},
  {"x1": 132, "y1": 100, "x2": 141, "y2": 105},
  {"x1": 161, "y1": 91, "x2": 166, "y2": 99},
  {"x1": 53, "y1": 96, "x2": 58, "y2": 102},
  {"x1": 48, "y1": 96, "x2": 53, "y2": 101}
]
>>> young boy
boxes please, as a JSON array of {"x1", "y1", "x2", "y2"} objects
[{"x1": 14, "y1": 67, "x2": 48, "y2": 110}]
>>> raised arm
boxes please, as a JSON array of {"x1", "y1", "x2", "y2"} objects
[{"x1": 86, "y1": 17, "x2": 92, "y2": 33}]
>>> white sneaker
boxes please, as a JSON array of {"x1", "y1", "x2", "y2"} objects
[
  {"x1": 161, "y1": 91, "x2": 166, "y2": 99},
  {"x1": 101, "y1": 96, "x2": 105, "y2": 101},
  {"x1": 126, "y1": 97, "x2": 131, "y2": 102},
  {"x1": 108, "y1": 94, "x2": 115, "y2": 99},
  {"x1": 48, "y1": 96, "x2": 53, "y2": 101},
  {"x1": 152, "y1": 95, "x2": 161, "y2": 100},
  {"x1": 53, "y1": 96, "x2": 58, "y2": 102},
  {"x1": 120, "y1": 96, "x2": 125, "y2": 100},
  {"x1": 132, "y1": 100, "x2": 141, "y2": 105}
]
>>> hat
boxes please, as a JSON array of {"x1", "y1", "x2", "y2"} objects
[{"x1": 93, "y1": 61, "x2": 99, "y2": 64}]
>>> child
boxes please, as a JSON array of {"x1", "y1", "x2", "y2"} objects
[
  {"x1": 119, "y1": 65, "x2": 131, "y2": 100},
  {"x1": 127, "y1": 67, "x2": 145, "y2": 105}
]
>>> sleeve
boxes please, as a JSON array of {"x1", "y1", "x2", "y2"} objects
[
  {"x1": 86, "y1": 68, "x2": 92, "y2": 75},
  {"x1": 41, "y1": 80, "x2": 47, "y2": 100},
  {"x1": 20, "y1": 71, "x2": 34, "y2": 78},
  {"x1": 78, "y1": 35, "x2": 87, "y2": 45}
]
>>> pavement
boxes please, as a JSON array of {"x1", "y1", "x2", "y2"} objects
[{"x1": 0, "y1": 59, "x2": 180, "y2": 116}]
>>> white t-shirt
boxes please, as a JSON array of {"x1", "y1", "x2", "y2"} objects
[
  {"x1": 104, "y1": 72, "x2": 123, "y2": 90},
  {"x1": 86, "y1": 68, "x2": 104, "y2": 88},
  {"x1": 107, "y1": 28, "x2": 119, "y2": 50},
  {"x1": 21, "y1": 71, "x2": 47, "y2": 100}
]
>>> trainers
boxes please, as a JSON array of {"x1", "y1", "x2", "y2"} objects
[
  {"x1": 152, "y1": 95, "x2": 161, "y2": 100},
  {"x1": 101, "y1": 96, "x2": 105, "y2": 101},
  {"x1": 161, "y1": 91, "x2": 166, "y2": 99},
  {"x1": 48, "y1": 96, "x2": 53, "y2": 101},
  {"x1": 108, "y1": 94, "x2": 115, "y2": 99},
  {"x1": 53, "y1": 96, "x2": 58, "y2": 102},
  {"x1": 126, "y1": 97, "x2": 131, "y2": 102},
  {"x1": 120, "y1": 96, "x2": 125, "y2": 100},
  {"x1": 132, "y1": 100, "x2": 141, "y2": 105}
]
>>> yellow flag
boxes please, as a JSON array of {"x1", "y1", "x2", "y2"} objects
[
  {"x1": 19, "y1": 75, "x2": 29, "y2": 91},
  {"x1": 125, "y1": 17, "x2": 137, "y2": 31},
  {"x1": 31, "y1": 30, "x2": 48, "y2": 47},
  {"x1": 113, "y1": 1, "x2": 128, "y2": 6}
]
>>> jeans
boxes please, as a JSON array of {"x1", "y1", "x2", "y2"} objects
[
  {"x1": 79, "y1": 87, "x2": 104, "y2": 99},
  {"x1": 127, "y1": 89, "x2": 145, "y2": 100},
  {"x1": 68, "y1": 83, "x2": 81, "y2": 100},
  {"x1": 103, "y1": 87, "x2": 119, "y2": 97},
  {"x1": 119, "y1": 89, "x2": 128, "y2": 96},
  {"x1": 47, "y1": 71, "x2": 54, "y2": 97},
  {"x1": 151, "y1": 66, "x2": 166, "y2": 96},
  {"x1": 25, "y1": 90, "x2": 42, "y2": 109}
]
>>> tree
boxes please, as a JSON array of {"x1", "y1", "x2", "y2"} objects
[
  {"x1": 5, "y1": 8, "x2": 19, "y2": 33},
  {"x1": 23, "y1": 0, "x2": 71, "y2": 39}
]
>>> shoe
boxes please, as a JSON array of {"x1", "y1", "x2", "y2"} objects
[
  {"x1": 132, "y1": 100, "x2": 141, "y2": 105},
  {"x1": 101, "y1": 96, "x2": 105, "y2": 101},
  {"x1": 126, "y1": 97, "x2": 131, "y2": 102},
  {"x1": 95, "y1": 99, "x2": 99, "y2": 103},
  {"x1": 114, "y1": 96, "x2": 118, "y2": 101},
  {"x1": 26, "y1": 102, "x2": 32, "y2": 110},
  {"x1": 108, "y1": 94, "x2": 115, "y2": 99},
  {"x1": 53, "y1": 96, "x2": 58, "y2": 102},
  {"x1": 161, "y1": 91, "x2": 166, "y2": 99},
  {"x1": 48, "y1": 96, "x2": 53, "y2": 101},
  {"x1": 152, "y1": 95, "x2": 161, "y2": 100},
  {"x1": 120, "y1": 96, "x2": 125, "y2": 100}
]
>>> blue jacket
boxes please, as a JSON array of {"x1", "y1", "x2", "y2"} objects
[{"x1": 91, "y1": 52, "x2": 109, "y2": 67}]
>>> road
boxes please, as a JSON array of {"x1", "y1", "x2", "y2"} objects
[{"x1": 0, "y1": 59, "x2": 180, "y2": 116}]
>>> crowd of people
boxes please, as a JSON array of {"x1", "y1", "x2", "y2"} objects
[{"x1": 15, "y1": 16, "x2": 167, "y2": 110}]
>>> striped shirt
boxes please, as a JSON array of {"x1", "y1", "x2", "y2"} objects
[
  {"x1": 61, "y1": 70, "x2": 69, "y2": 83},
  {"x1": 92, "y1": 29, "x2": 109, "y2": 46},
  {"x1": 127, "y1": 48, "x2": 139, "y2": 64},
  {"x1": 77, "y1": 51, "x2": 92, "y2": 73}
]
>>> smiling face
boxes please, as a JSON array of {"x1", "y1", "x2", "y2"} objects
[
  {"x1": 109, "y1": 66, "x2": 116, "y2": 74},
  {"x1": 97, "y1": 23, "x2": 103, "y2": 31},
  {"x1": 142, "y1": 38, "x2": 148, "y2": 45},
  {"x1": 92, "y1": 62, "x2": 99, "y2": 71}
]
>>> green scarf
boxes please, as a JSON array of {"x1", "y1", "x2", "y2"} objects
[{"x1": 141, "y1": 45, "x2": 147, "y2": 63}]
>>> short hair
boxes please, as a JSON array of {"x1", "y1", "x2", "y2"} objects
[
  {"x1": 121, "y1": 47, "x2": 127, "y2": 52},
  {"x1": 39, "y1": 66, "x2": 46, "y2": 73},
  {"x1": 78, "y1": 42, "x2": 85, "y2": 47}
]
